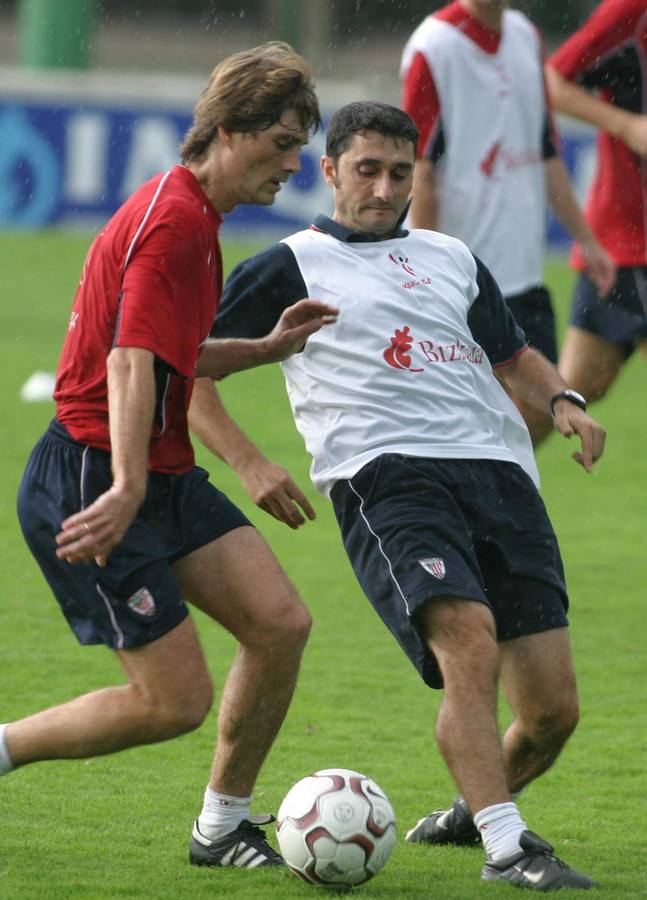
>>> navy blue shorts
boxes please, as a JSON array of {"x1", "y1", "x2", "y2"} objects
[
  {"x1": 570, "y1": 267, "x2": 647, "y2": 359},
  {"x1": 505, "y1": 286, "x2": 557, "y2": 363},
  {"x1": 17, "y1": 420, "x2": 251, "y2": 650},
  {"x1": 331, "y1": 455, "x2": 569, "y2": 689}
]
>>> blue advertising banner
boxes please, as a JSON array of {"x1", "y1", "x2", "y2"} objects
[
  {"x1": 0, "y1": 69, "x2": 595, "y2": 246},
  {"x1": 0, "y1": 96, "x2": 332, "y2": 234}
]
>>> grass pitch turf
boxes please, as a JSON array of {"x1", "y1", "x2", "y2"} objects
[{"x1": 0, "y1": 232, "x2": 646, "y2": 898}]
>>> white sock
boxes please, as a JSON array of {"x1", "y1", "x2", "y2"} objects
[
  {"x1": 0, "y1": 724, "x2": 15, "y2": 776},
  {"x1": 197, "y1": 788, "x2": 251, "y2": 841},
  {"x1": 473, "y1": 801, "x2": 527, "y2": 862}
]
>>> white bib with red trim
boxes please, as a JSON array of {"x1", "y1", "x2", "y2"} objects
[
  {"x1": 280, "y1": 227, "x2": 538, "y2": 497},
  {"x1": 402, "y1": 11, "x2": 548, "y2": 296}
]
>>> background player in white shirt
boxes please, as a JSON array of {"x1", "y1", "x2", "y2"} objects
[
  {"x1": 401, "y1": 0, "x2": 615, "y2": 447},
  {"x1": 192, "y1": 101, "x2": 605, "y2": 891}
]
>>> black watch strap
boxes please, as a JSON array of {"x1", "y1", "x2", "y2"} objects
[{"x1": 550, "y1": 390, "x2": 587, "y2": 416}]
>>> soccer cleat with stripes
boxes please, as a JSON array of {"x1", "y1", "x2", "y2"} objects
[
  {"x1": 189, "y1": 815, "x2": 285, "y2": 868},
  {"x1": 406, "y1": 795, "x2": 481, "y2": 846},
  {"x1": 481, "y1": 830, "x2": 596, "y2": 891}
]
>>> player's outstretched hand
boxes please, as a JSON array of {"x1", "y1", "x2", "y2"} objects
[
  {"x1": 265, "y1": 298, "x2": 339, "y2": 362},
  {"x1": 238, "y1": 456, "x2": 316, "y2": 529},
  {"x1": 552, "y1": 402, "x2": 606, "y2": 473},
  {"x1": 55, "y1": 485, "x2": 143, "y2": 567}
]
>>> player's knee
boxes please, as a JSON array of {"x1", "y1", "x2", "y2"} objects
[
  {"x1": 586, "y1": 377, "x2": 611, "y2": 402},
  {"x1": 551, "y1": 694, "x2": 580, "y2": 741},
  {"x1": 247, "y1": 590, "x2": 312, "y2": 653},
  {"x1": 178, "y1": 677, "x2": 215, "y2": 732},
  {"x1": 271, "y1": 598, "x2": 312, "y2": 651},
  {"x1": 524, "y1": 695, "x2": 579, "y2": 746},
  {"x1": 138, "y1": 673, "x2": 214, "y2": 738}
]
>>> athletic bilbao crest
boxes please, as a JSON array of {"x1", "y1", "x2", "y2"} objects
[
  {"x1": 127, "y1": 587, "x2": 156, "y2": 617},
  {"x1": 383, "y1": 326, "x2": 424, "y2": 372},
  {"x1": 419, "y1": 558, "x2": 446, "y2": 579}
]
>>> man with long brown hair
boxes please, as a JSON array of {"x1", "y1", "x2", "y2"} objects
[{"x1": 4, "y1": 43, "x2": 337, "y2": 871}]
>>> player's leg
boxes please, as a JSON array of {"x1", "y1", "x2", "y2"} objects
[
  {"x1": 498, "y1": 627, "x2": 579, "y2": 793},
  {"x1": 558, "y1": 326, "x2": 624, "y2": 401},
  {"x1": 418, "y1": 597, "x2": 509, "y2": 814},
  {"x1": 3, "y1": 615, "x2": 213, "y2": 766},
  {"x1": 417, "y1": 595, "x2": 593, "y2": 889},
  {"x1": 637, "y1": 339, "x2": 647, "y2": 364},
  {"x1": 172, "y1": 526, "x2": 309, "y2": 867},
  {"x1": 7, "y1": 423, "x2": 213, "y2": 770},
  {"x1": 173, "y1": 527, "x2": 310, "y2": 799}
]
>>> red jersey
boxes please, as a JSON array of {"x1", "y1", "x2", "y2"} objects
[
  {"x1": 548, "y1": 0, "x2": 647, "y2": 268},
  {"x1": 55, "y1": 165, "x2": 222, "y2": 473}
]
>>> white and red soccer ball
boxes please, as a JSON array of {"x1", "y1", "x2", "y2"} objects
[{"x1": 276, "y1": 768, "x2": 396, "y2": 886}]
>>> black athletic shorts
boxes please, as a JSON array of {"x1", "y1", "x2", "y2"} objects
[
  {"x1": 505, "y1": 285, "x2": 557, "y2": 362},
  {"x1": 17, "y1": 419, "x2": 251, "y2": 650},
  {"x1": 570, "y1": 266, "x2": 647, "y2": 359},
  {"x1": 331, "y1": 455, "x2": 569, "y2": 689}
]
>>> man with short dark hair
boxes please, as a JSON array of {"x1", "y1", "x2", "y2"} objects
[
  {"x1": 3, "y1": 43, "x2": 338, "y2": 870},
  {"x1": 193, "y1": 100, "x2": 605, "y2": 890}
]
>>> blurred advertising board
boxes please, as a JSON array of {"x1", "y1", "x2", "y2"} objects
[{"x1": 1, "y1": 66, "x2": 594, "y2": 246}]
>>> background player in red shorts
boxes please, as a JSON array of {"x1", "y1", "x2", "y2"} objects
[
  {"x1": 1, "y1": 43, "x2": 338, "y2": 871},
  {"x1": 547, "y1": 0, "x2": 647, "y2": 404}
]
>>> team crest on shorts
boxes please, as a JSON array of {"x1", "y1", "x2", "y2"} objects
[
  {"x1": 419, "y1": 558, "x2": 446, "y2": 579},
  {"x1": 126, "y1": 587, "x2": 156, "y2": 617}
]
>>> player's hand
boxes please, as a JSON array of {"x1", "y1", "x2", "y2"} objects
[
  {"x1": 552, "y1": 402, "x2": 606, "y2": 473},
  {"x1": 579, "y1": 239, "x2": 616, "y2": 298},
  {"x1": 618, "y1": 113, "x2": 647, "y2": 157},
  {"x1": 238, "y1": 456, "x2": 316, "y2": 529},
  {"x1": 55, "y1": 485, "x2": 144, "y2": 566},
  {"x1": 264, "y1": 298, "x2": 338, "y2": 362}
]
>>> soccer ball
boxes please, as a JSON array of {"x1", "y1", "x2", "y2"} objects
[{"x1": 276, "y1": 768, "x2": 396, "y2": 886}]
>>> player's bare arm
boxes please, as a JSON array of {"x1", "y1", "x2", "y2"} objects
[
  {"x1": 189, "y1": 378, "x2": 315, "y2": 529},
  {"x1": 544, "y1": 156, "x2": 616, "y2": 297},
  {"x1": 196, "y1": 298, "x2": 338, "y2": 378},
  {"x1": 408, "y1": 158, "x2": 439, "y2": 230},
  {"x1": 498, "y1": 346, "x2": 606, "y2": 472},
  {"x1": 55, "y1": 346, "x2": 155, "y2": 566},
  {"x1": 546, "y1": 65, "x2": 647, "y2": 158}
]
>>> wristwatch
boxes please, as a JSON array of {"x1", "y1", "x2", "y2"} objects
[{"x1": 550, "y1": 389, "x2": 587, "y2": 416}]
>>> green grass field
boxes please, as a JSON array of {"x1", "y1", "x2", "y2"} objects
[{"x1": 1, "y1": 232, "x2": 646, "y2": 899}]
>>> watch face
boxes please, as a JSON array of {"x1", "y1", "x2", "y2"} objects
[{"x1": 551, "y1": 390, "x2": 587, "y2": 414}]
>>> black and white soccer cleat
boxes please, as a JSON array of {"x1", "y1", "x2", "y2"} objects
[
  {"x1": 481, "y1": 830, "x2": 596, "y2": 891},
  {"x1": 189, "y1": 815, "x2": 285, "y2": 868},
  {"x1": 406, "y1": 795, "x2": 481, "y2": 846}
]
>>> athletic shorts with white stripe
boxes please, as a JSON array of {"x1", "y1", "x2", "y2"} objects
[
  {"x1": 331, "y1": 454, "x2": 569, "y2": 689},
  {"x1": 17, "y1": 419, "x2": 251, "y2": 649}
]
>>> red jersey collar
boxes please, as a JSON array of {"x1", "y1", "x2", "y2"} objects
[
  {"x1": 173, "y1": 165, "x2": 223, "y2": 226},
  {"x1": 436, "y1": 1, "x2": 502, "y2": 54}
]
